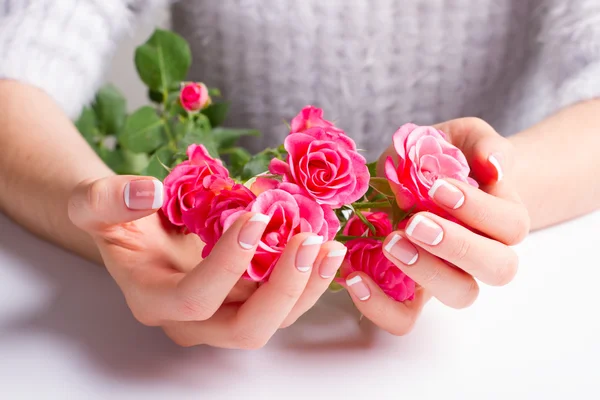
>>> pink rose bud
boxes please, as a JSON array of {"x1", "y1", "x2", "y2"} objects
[{"x1": 179, "y1": 82, "x2": 211, "y2": 112}]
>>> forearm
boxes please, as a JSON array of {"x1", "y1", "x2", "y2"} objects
[
  {"x1": 510, "y1": 100, "x2": 600, "y2": 230},
  {"x1": 0, "y1": 80, "x2": 112, "y2": 263}
]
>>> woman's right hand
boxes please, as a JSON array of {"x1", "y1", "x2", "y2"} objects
[{"x1": 68, "y1": 175, "x2": 345, "y2": 349}]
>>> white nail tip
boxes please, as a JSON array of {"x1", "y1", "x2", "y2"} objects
[
  {"x1": 346, "y1": 276, "x2": 363, "y2": 286},
  {"x1": 489, "y1": 155, "x2": 503, "y2": 182},
  {"x1": 249, "y1": 213, "x2": 271, "y2": 223},
  {"x1": 432, "y1": 231, "x2": 444, "y2": 246},
  {"x1": 358, "y1": 294, "x2": 371, "y2": 301},
  {"x1": 384, "y1": 234, "x2": 402, "y2": 253},
  {"x1": 151, "y1": 180, "x2": 164, "y2": 209},
  {"x1": 453, "y1": 196, "x2": 465, "y2": 209},
  {"x1": 327, "y1": 248, "x2": 347, "y2": 258},
  {"x1": 407, "y1": 253, "x2": 419, "y2": 266},
  {"x1": 124, "y1": 183, "x2": 131, "y2": 208},
  {"x1": 427, "y1": 180, "x2": 445, "y2": 198},
  {"x1": 239, "y1": 241, "x2": 254, "y2": 250},
  {"x1": 302, "y1": 235, "x2": 324, "y2": 246},
  {"x1": 405, "y1": 216, "x2": 420, "y2": 236},
  {"x1": 297, "y1": 266, "x2": 311, "y2": 272}
]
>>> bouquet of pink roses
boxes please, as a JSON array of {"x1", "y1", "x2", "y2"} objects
[{"x1": 160, "y1": 103, "x2": 476, "y2": 302}]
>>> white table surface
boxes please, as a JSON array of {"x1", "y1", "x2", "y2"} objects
[{"x1": 1, "y1": 211, "x2": 599, "y2": 399}]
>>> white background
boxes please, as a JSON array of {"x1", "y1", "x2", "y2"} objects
[{"x1": 1, "y1": 210, "x2": 599, "y2": 399}]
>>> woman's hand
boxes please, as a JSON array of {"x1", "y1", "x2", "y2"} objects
[
  {"x1": 345, "y1": 117, "x2": 530, "y2": 335},
  {"x1": 68, "y1": 175, "x2": 345, "y2": 348}
]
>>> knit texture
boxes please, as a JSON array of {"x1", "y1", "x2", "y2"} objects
[{"x1": 2, "y1": 0, "x2": 600, "y2": 160}]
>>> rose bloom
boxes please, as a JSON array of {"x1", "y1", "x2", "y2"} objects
[
  {"x1": 290, "y1": 105, "x2": 344, "y2": 134},
  {"x1": 269, "y1": 126, "x2": 370, "y2": 208},
  {"x1": 385, "y1": 123, "x2": 477, "y2": 215},
  {"x1": 162, "y1": 144, "x2": 229, "y2": 228},
  {"x1": 343, "y1": 211, "x2": 393, "y2": 238},
  {"x1": 225, "y1": 180, "x2": 340, "y2": 282},
  {"x1": 180, "y1": 82, "x2": 211, "y2": 112},
  {"x1": 340, "y1": 238, "x2": 416, "y2": 302},
  {"x1": 182, "y1": 175, "x2": 256, "y2": 257}
]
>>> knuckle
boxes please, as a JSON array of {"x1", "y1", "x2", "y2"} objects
[
  {"x1": 489, "y1": 250, "x2": 519, "y2": 286},
  {"x1": 86, "y1": 179, "x2": 110, "y2": 216},
  {"x1": 176, "y1": 293, "x2": 216, "y2": 321},
  {"x1": 162, "y1": 326, "x2": 197, "y2": 348},
  {"x1": 472, "y1": 205, "x2": 490, "y2": 225},
  {"x1": 388, "y1": 315, "x2": 418, "y2": 337},
  {"x1": 449, "y1": 236, "x2": 471, "y2": 262},
  {"x1": 130, "y1": 307, "x2": 160, "y2": 327},
  {"x1": 505, "y1": 210, "x2": 531, "y2": 245},
  {"x1": 453, "y1": 279, "x2": 479, "y2": 309},
  {"x1": 231, "y1": 329, "x2": 268, "y2": 350},
  {"x1": 278, "y1": 282, "x2": 305, "y2": 302}
]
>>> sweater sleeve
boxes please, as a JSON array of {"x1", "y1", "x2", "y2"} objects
[
  {"x1": 506, "y1": 0, "x2": 600, "y2": 134},
  {"x1": 0, "y1": 0, "x2": 156, "y2": 119}
]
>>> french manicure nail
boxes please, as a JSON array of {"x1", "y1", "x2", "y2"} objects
[
  {"x1": 384, "y1": 234, "x2": 419, "y2": 265},
  {"x1": 319, "y1": 247, "x2": 347, "y2": 278},
  {"x1": 238, "y1": 213, "x2": 270, "y2": 249},
  {"x1": 488, "y1": 153, "x2": 503, "y2": 182},
  {"x1": 428, "y1": 179, "x2": 465, "y2": 209},
  {"x1": 346, "y1": 275, "x2": 371, "y2": 301},
  {"x1": 124, "y1": 179, "x2": 164, "y2": 210},
  {"x1": 406, "y1": 215, "x2": 444, "y2": 245},
  {"x1": 296, "y1": 235, "x2": 324, "y2": 272}
]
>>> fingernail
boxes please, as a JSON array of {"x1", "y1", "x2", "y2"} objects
[
  {"x1": 406, "y1": 215, "x2": 444, "y2": 245},
  {"x1": 296, "y1": 235, "x2": 323, "y2": 272},
  {"x1": 384, "y1": 234, "x2": 419, "y2": 265},
  {"x1": 319, "y1": 247, "x2": 347, "y2": 278},
  {"x1": 124, "y1": 179, "x2": 163, "y2": 210},
  {"x1": 488, "y1": 153, "x2": 503, "y2": 182},
  {"x1": 238, "y1": 213, "x2": 271, "y2": 249},
  {"x1": 346, "y1": 275, "x2": 370, "y2": 301},
  {"x1": 428, "y1": 179, "x2": 465, "y2": 209}
]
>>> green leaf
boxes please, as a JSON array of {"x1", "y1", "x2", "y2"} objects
[
  {"x1": 352, "y1": 207, "x2": 377, "y2": 235},
  {"x1": 208, "y1": 88, "x2": 221, "y2": 97},
  {"x1": 120, "y1": 150, "x2": 150, "y2": 175},
  {"x1": 241, "y1": 152, "x2": 272, "y2": 180},
  {"x1": 212, "y1": 127, "x2": 260, "y2": 150},
  {"x1": 120, "y1": 106, "x2": 166, "y2": 153},
  {"x1": 226, "y1": 147, "x2": 252, "y2": 177},
  {"x1": 369, "y1": 177, "x2": 395, "y2": 197},
  {"x1": 177, "y1": 124, "x2": 219, "y2": 158},
  {"x1": 99, "y1": 148, "x2": 125, "y2": 173},
  {"x1": 134, "y1": 29, "x2": 192, "y2": 94},
  {"x1": 143, "y1": 146, "x2": 174, "y2": 180},
  {"x1": 201, "y1": 102, "x2": 229, "y2": 127},
  {"x1": 75, "y1": 107, "x2": 99, "y2": 147},
  {"x1": 366, "y1": 161, "x2": 378, "y2": 178},
  {"x1": 93, "y1": 84, "x2": 127, "y2": 135},
  {"x1": 148, "y1": 89, "x2": 164, "y2": 104}
]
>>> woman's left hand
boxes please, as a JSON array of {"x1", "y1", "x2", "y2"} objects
[{"x1": 344, "y1": 117, "x2": 530, "y2": 335}]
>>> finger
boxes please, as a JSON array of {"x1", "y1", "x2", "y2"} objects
[
  {"x1": 232, "y1": 233, "x2": 323, "y2": 348},
  {"x1": 434, "y1": 117, "x2": 514, "y2": 189},
  {"x1": 427, "y1": 178, "x2": 530, "y2": 245},
  {"x1": 280, "y1": 241, "x2": 347, "y2": 328},
  {"x1": 128, "y1": 212, "x2": 270, "y2": 323},
  {"x1": 68, "y1": 175, "x2": 163, "y2": 233},
  {"x1": 382, "y1": 232, "x2": 479, "y2": 309},
  {"x1": 404, "y1": 212, "x2": 519, "y2": 286},
  {"x1": 344, "y1": 272, "x2": 431, "y2": 336},
  {"x1": 174, "y1": 212, "x2": 270, "y2": 319}
]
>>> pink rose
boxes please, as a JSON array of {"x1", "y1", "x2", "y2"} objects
[
  {"x1": 183, "y1": 175, "x2": 256, "y2": 257},
  {"x1": 223, "y1": 183, "x2": 340, "y2": 282},
  {"x1": 385, "y1": 123, "x2": 477, "y2": 214},
  {"x1": 290, "y1": 105, "x2": 344, "y2": 134},
  {"x1": 162, "y1": 144, "x2": 229, "y2": 227},
  {"x1": 339, "y1": 238, "x2": 416, "y2": 302},
  {"x1": 180, "y1": 82, "x2": 211, "y2": 112},
  {"x1": 342, "y1": 211, "x2": 393, "y2": 238},
  {"x1": 269, "y1": 126, "x2": 370, "y2": 208}
]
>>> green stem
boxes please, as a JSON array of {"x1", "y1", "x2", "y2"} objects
[
  {"x1": 351, "y1": 201, "x2": 391, "y2": 210},
  {"x1": 162, "y1": 119, "x2": 176, "y2": 150}
]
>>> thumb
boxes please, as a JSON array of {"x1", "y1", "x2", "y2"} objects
[{"x1": 68, "y1": 175, "x2": 164, "y2": 233}]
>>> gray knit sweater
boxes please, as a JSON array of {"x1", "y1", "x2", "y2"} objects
[{"x1": 1, "y1": 0, "x2": 600, "y2": 159}]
